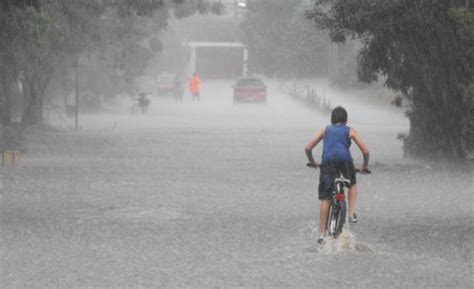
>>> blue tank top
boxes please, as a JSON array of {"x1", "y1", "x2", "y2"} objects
[{"x1": 321, "y1": 124, "x2": 353, "y2": 163}]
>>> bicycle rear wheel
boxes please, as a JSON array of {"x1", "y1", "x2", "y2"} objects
[
  {"x1": 326, "y1": 202, "x2": 338, "y2": 237},
  {"x1": 334, "y1": 200, "x2": 346, "y2": 238}
]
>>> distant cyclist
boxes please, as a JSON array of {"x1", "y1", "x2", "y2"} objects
[
  {"x1": 131, "y1": 92, "x2": 151, "y2": 114},
  {"x1": 138, "y1": 92, "x2": 150, "y2": 108},
  {"x1": 305, "y1": 106, "x2": 370, "y2": 244}
]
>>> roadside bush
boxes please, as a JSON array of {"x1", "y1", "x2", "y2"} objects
[{"x1": 289, "y1": 83, "x2": 331, "y2": 113}]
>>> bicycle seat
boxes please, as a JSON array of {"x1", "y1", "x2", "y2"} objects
[{"x1": 334, "y1": 177, "x2": 351, "y2": 185}]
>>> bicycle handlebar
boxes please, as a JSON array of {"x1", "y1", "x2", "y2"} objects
[
  {"x1": 306, "y1": 163, "x2": 371, "y2": 174},
  {"x1": 355, "y1": 168, "x2": 371, "y2": 174},
  {"x1": 306, "y1": 162, "x2": 320, "y2": 169}
]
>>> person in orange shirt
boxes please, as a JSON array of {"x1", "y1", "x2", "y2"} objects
[{"x1": 188, "y1": 72, "x2": 201, "y2": 101}]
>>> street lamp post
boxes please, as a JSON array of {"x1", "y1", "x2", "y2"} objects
[{"x1": 75, "y1": 57, "x2": 79, "y2": 131}]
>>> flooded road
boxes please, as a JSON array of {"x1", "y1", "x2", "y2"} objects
[{"x1": 1, "y1": 81, "x2": 473, "y2": 287}]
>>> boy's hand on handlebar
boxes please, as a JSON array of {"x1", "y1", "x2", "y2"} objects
[
  {"x1": 357, "y1": 167, "x2": 371, "y2": 174},
  {"x1": 306, "y1": 162, "x2": 320, "y2": 169}
]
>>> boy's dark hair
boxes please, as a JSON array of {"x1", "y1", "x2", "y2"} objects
[{"x1": 331, "y1": 106, "x2": 348, "y2": 124}]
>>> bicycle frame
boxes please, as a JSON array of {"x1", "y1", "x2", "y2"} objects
[
  {"x1": 334, "y1": 175, "x2": 351, "y2": 200},
  {"x1": 326, "y1": 173, "x2": 351, "y2": 238}
]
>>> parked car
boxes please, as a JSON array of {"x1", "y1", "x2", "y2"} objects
[
  {"x1": 157, "y1": 73, "x2": 177, "y2": 96},
  {"x1": 233, "y1": 76, "x2": 267, "y2": 103}
]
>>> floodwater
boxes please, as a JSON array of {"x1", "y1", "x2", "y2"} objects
[{"x1": 1, "y1": 80, "x2": 473, "y2": 287}]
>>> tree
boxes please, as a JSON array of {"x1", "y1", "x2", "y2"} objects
[
  {"x1": 0, "y1": 0, "x2": 224, "y2": 126},
  {"x1": 278, "y1": 9, "x2": 329, "y2": 78},
  {"x1": 54, "y1": 0, "x2": 223, "y2": 118},
  {"x1": 0, "y1": 1, "x2": 63, "y2": 125},
  {"x1": 241, "y1": 0, "x2": 329, "y2": 78},
  {"x1": 307, "y1": 0, "x2": 474, "y2": 160}
]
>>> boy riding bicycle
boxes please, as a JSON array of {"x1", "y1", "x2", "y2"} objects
[{"x1": 305, "y1": 106, "x2": 370, "y2": 244}]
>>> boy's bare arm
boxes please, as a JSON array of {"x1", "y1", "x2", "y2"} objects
[
  {"x1": 305, "y1": 129, "x2": 325, "y2": 165},
  {"x1": 350, "y1": 128, "x2": 370, "y2": 170}
]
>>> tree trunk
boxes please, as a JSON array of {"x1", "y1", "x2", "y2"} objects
[
  {"x1": 404, "y1": 88, "x2": 467, "y2": 161},
  {"x1": 20, "y1": 58, "x2": 55, "y2": 126},
  {"x1": 21, "y1": 72, "x2": 44, "y2": 126},
  {"x1": 401, "y1": 17, "x2": 469, "y2": 161},
  {"x1": 0, "y1": 76, "x2": 12, "y2": 126}
]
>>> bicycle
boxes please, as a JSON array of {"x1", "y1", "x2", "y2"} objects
[
  {"x1": 307, "y1": 162, "x2": 370, "y2": 239},
  {"x1": 131, "y1": 92, "x2": 151, "y2": 114}
]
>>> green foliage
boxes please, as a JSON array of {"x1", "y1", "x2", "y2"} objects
[
  {"x1": 172, "y1": 0, "x2": 224, "y2": 18},
  {"x1": 308, "y1": 0, "x2": 474, "y2": 160},
  {"x1": 449, "y1": 7, "x2": 474, "y2": 42},
  {"x1": 0, "y1": 125, "x2": 26, "y2": 151},
  {"x1": 0, "y1": 3, "x2": 64, "y2": 125},
  {"x1": 241, "y1": 0, "x2": 329, "y2": 78}
]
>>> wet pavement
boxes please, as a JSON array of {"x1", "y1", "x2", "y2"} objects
[{"x1": 1, "y1": 81, "x2": 473, "y2": 288}]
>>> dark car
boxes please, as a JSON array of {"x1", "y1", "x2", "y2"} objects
[{"x1": 233, "y1": 76, "x2": 267, "y2": 103}]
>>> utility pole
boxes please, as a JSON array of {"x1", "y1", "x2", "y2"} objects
[
  {"x1": 75, "y1": 57, "x2": 79, "y2": 131},
  {"x1": 234, "y1": 0, "x2": 237, "y2": 24}
]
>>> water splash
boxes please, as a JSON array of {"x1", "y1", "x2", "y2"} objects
[
  {"x1": 307, "y1": 228, "x2": 374, "y2": 254},
  {"x1": 338, "y1": 228, "x2": 356, "y2": 250}
]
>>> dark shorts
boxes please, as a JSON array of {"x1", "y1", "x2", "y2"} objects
[{"x1": 318, "y1": 161, "x2": 356, "y2": 200}]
